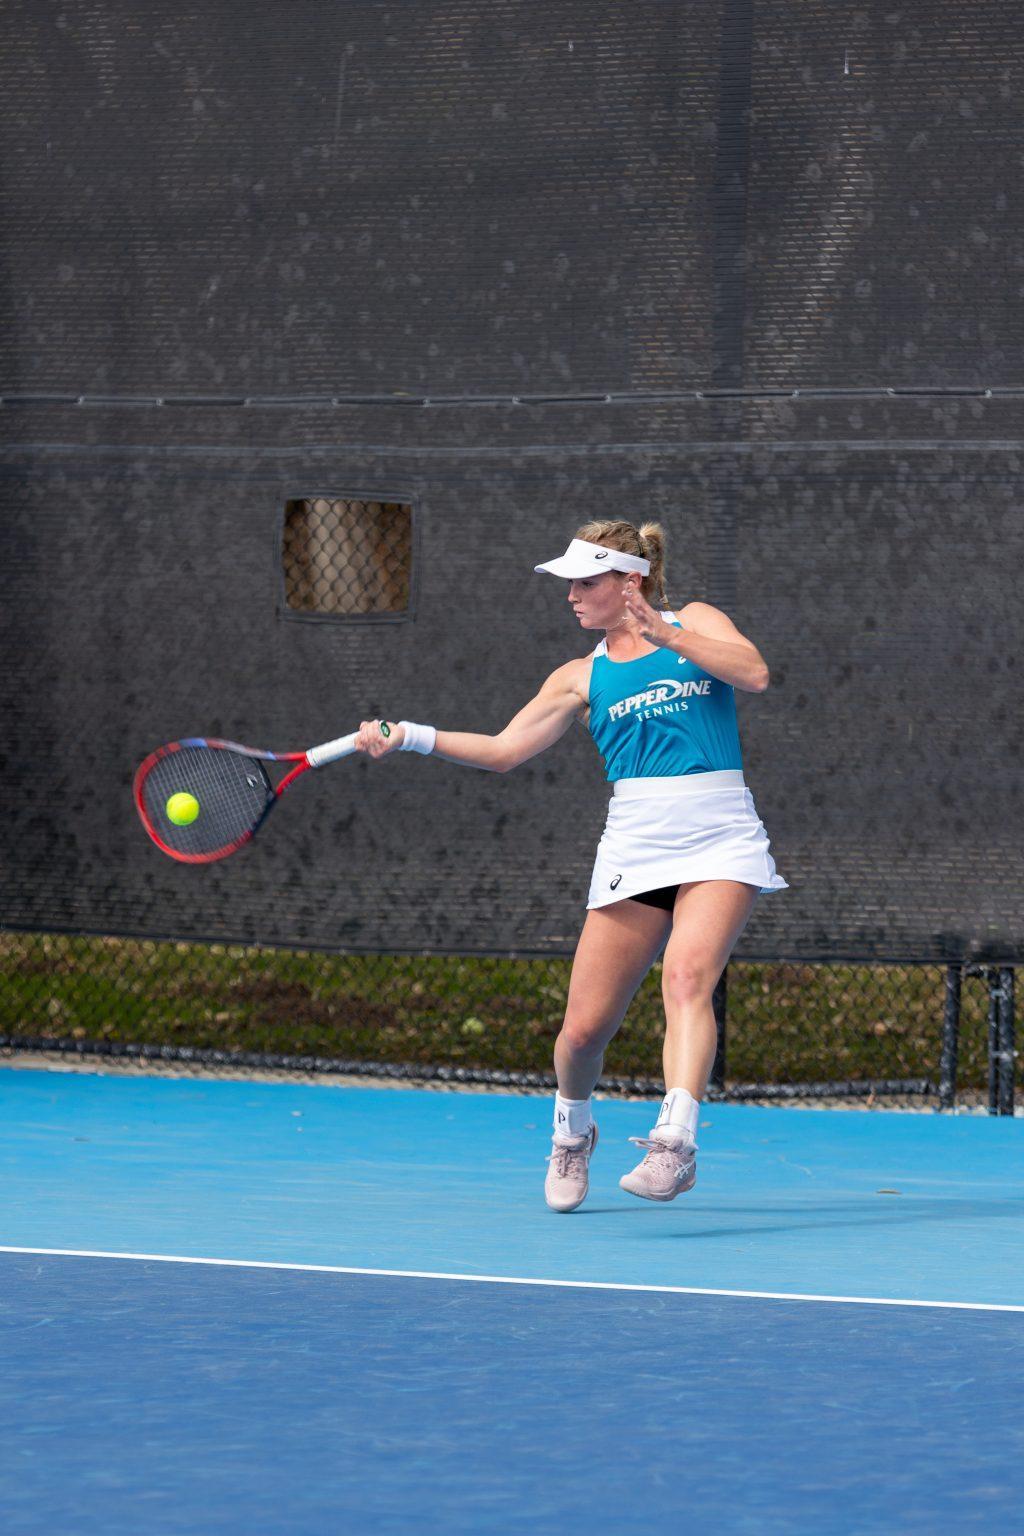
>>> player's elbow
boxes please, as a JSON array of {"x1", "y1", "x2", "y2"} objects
[
  {"x1": 491, "y1": 737, "x2": 517, "y2": 773},
  {"x1": 492, "y1": 733, "x2": 535, "y2": 773}
]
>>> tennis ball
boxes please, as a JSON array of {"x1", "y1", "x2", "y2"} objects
[{"x1": 166, "y1": 792, "x2": 200, "y2": 826}]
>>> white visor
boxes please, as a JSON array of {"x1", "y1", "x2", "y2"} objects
[{"x1": 534, "y1": 537, "x2": 650, "y2": 579}]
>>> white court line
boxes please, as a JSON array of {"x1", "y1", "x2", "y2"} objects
[{"x1": 1, "y1": 1245, "x2": 1021, "y2": 1313}]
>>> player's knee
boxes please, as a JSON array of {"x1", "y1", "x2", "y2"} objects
[
  {"x1": 661, "y1": 958, "x2": 717, "y2": 1006},
  {"x1": 557, "y1": 1013, "x2": 610, "y2": 1060}
]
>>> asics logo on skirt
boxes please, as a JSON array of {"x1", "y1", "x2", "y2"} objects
[{"x1": 610, "y1": 874, "x2": 622, "y2": 889}]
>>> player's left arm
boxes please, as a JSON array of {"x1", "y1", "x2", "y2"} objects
[
  {"x1": 617, "y1": 588, "x2": 770, "y2": 691},
  {"x1": 669, "y1": 602, "x2": 770, "y2": 693}
]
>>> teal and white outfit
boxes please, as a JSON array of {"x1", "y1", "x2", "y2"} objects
[{"x1": 585, "y1": 612, "x2": 788, "y2": 909}]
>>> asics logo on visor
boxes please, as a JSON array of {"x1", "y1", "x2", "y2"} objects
[{"x1": 595, "y1": 551, "x2": 609, "y2": 559}]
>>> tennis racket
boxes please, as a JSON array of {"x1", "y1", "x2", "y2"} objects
[{"x1": 133, "y1": 726, "x2": 382, "y2": 863}]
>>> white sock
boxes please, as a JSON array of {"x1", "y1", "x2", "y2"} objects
[
  {"x1": 653, "y1": 1087, "x2": 699, "y2": 1144},
  {"x1": 553, "y1": 1093, "x2": 593, "y2": 1141}
]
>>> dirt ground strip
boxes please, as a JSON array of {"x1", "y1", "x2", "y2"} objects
[{"x1": 1, "y1": 1048, "x2": 995, "y2": 1113}]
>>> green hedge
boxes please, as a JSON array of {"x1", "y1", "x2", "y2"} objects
[{"x1": 0, "y1": 932, "x2": 993, "y2": 1090}]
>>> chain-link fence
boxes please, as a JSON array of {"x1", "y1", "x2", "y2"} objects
[
  {"x1": 0, "y1": 931, "x2": 1014, "y2": 1112},
  {"x1": 281, "y1": 498, "x2": 413, "y2": 620}
]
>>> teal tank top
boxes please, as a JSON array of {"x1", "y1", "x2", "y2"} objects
[{"x1": 587, "y1": 614, "x2": 744, "y2": 782}]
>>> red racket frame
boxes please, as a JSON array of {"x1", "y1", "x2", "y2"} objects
[{"x1": 133, "y1": 734, "x2": 349, "y2": 864}]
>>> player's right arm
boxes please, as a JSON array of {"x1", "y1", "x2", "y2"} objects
[{"x1": 356, "y1": 659, "x2": 588, "y2": 773}]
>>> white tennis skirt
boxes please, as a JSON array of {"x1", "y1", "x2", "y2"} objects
[{"x1": 586, "y1": 769, "x2": 789, "y2": 910}]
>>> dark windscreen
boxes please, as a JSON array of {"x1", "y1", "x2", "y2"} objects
[{"x1": 2, "y1": 2, "x2": 1021, "y2": 962}]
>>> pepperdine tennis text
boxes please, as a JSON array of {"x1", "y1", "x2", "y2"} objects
[{"x1": 607, "y1": 679, "x2": 712, "y2": 721}]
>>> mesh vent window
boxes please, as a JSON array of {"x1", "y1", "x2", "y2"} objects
[{"x1": 282, "y1": 497, "x2": 413, "y2": 618}]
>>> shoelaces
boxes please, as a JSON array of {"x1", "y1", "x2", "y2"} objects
[
  {"x1": 548, "y1": 1137, "x2": 590, "y2": 1177},
  {"x1": 627, "y1": 1135, "x2": 695, "y2": 1180}
]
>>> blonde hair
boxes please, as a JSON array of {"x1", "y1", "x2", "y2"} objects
[{"x1": 573, "y1": 519, "x2": 670, "y2": 608}]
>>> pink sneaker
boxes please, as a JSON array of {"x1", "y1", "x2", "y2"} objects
[
  {"x1": 544, "y1": 1123, "x2": 599, "y2": 1212},
  {"x1": 619, "y1": 1130, "x2": 696, "y2": 1202}
]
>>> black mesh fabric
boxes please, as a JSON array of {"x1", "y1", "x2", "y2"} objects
[
  {"x1": 3, "y1": 1, "x2": 1022, "y2": 395},
  {"x1": 0, "y1": 1, "x2": 720, "y2": 396},
  {"x1": 137, "y1": 747, "x2": 273, "y2": 859},
  {"x1": 3, "y1": 418, "x2": 1021, "y2": 962},
  {"x1": 2, "y1": 3, "x2": 1022, "y2": 964}
]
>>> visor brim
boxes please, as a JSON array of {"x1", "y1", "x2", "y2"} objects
[{"x1": 533, "y1": 558, "x2": 611, "y2": 578}]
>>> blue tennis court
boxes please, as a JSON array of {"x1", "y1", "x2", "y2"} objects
[{"x1": 2, "y1": 1066, "x2": 1022, "y2": 1534}]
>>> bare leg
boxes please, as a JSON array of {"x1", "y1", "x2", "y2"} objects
[
  {"x1": 555, "y1": 899, "x2": 673, "y2": 1099},
  {"x1": 660, "y1": 880, "x2": 760, "y2": 1097}
]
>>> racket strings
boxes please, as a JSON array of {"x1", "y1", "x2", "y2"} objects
[{"x1": 141, "y1": 747, "x2": 273, "y2": 857}]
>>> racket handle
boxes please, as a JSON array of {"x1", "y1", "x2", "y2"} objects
[{"x1": 306, "y1": 732, "x2": 359, "y2": 768}]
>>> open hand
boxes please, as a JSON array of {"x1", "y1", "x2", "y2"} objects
[
  {"x1": 621, "y1": 585, "x2": 673, "y2": 646},
  {"x1": 355, "y1": 719, "x2": 403, "y2": 758}
]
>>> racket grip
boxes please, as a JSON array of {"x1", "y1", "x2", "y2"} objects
[{"x1": 306, "y1": 732, "x2": 359, "y2": 768}]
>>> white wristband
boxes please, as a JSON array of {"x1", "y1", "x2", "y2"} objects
[{"x1": 398, "y1": 720, "x2": 436, "y2": 754}]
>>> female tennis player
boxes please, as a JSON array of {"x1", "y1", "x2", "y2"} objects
[{"x1": 354, "y1": 520, "x2": 787, "y2": 1212}]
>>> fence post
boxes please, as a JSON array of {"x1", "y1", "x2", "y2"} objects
[
  {"x1": 987, "y1": 968, "x2": 1002, "y2": 1116},
  {"x1": 997, "y1": 967, "x2": 1016, "y2": 1117},
  {"x1": 710, "y1": 964, "x2": 727, "y2": 1092},
  {"x1": 939, "y1": 964, "x2": 961, "y2": 1111}
]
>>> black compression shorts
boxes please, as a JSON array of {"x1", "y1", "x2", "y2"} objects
[{"x1": 628, "y1": 884, "x2": 680, "y2": 912}]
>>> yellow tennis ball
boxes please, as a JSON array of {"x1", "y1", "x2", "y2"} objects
[{"x1": 166, "y1": 792, "x2": 200, "y2": 826}]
